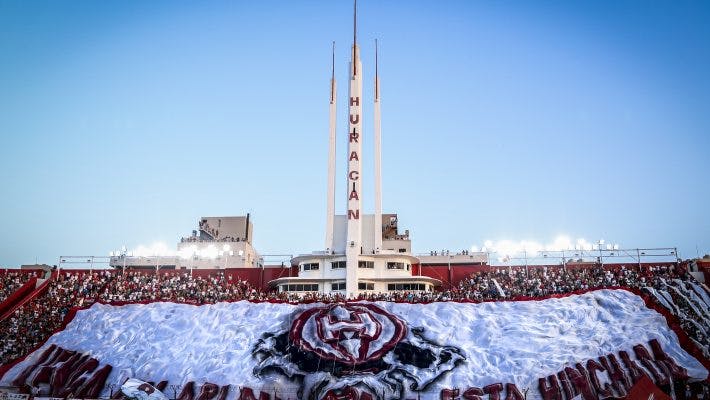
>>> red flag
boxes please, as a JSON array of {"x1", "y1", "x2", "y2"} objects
[{"x1": 625, "y1": 375, "x2": 671, "y2": 400}]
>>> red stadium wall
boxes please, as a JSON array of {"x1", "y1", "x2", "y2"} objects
[{"x1": 225, "y1": 267, "x2": 299, "y2": 290}]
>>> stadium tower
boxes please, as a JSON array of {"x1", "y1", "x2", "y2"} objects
[
  {"x1": 273, "y1": 1, "x2": 440, "y2": 297},
  {"x1": 344, "y1": 0, "x2": 365, "y2": 296}
]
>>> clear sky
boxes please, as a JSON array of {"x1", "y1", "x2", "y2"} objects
[{"x1": 1, "y1": 0, "x2": 709, "y2": 267}]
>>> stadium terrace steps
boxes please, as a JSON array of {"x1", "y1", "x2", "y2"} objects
[
  {"x1": 0, "y1": 277, "x2": 38, "y2": 319},
  {"x1": 0, "y1": 276, "x2": 52, "y2": 322}
]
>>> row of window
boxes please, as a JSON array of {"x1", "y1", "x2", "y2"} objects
[
  {"x1": 300, "y1": 260, "x2": 403, "y2": 270},
  {"x1": 281, "y1": 284, "x2": 319, "y2": 292},
  {"x1": 358, "y1": 261, "x2": 374, "y2": 269},
  {"x1": 358, "y1": 282, "x2": 375, "y2": 290},
  {"x1": 281, "y1": 282, "x2": 429, "y2": 292},
  {"x1": 386, "y1": 262, "x2": 410, "y2": 270},
  {"x1": 387, "y1": 283, "x2": 428, "y2": 291},
  {"x1": 302, "y1": 263, "x2": 320, "y2": 271}
]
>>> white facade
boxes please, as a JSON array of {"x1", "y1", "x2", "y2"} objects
[{"x1": 272, "y1": 6, "x2": 440, "y2": 296}]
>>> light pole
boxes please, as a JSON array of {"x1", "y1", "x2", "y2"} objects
[
  {"x1": 448, "y1": 255, "x2": 452, "y2": 289},
  {"x1": 222, "y1": 244, "x2": 232, "y2": 269},
  {"x1": 561, "y1": 250, "x2": 566, "y2": 271},
  {"x1": 597, "y1": 240, "x2": 605, "y2": 268}
]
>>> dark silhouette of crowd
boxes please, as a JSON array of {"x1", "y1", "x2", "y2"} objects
[{"x1": 0, "y1": 265, "x2": 708, "y2": 370}]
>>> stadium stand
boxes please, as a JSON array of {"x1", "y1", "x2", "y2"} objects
[
  {"x1": 0, "y1": 265, "x2": 708, "y2": 386},
  {"x1": 0, "y1": 270, "x2": 37, "y2": 304}
]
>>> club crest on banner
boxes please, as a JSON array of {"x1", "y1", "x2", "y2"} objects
[
  {"x1": 290, "y1": 303, "x2": 406, "y2": 365},
  {"x1": 254, "y1": 303, "x2": 465, "y2": 400}
]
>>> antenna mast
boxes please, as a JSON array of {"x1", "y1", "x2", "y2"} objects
[
  {"x1": 354, "y1": 0, "x2": 357, "y2": 47},
  {"x1": 352, "y1": 0, "x2": 358, "y2": 76},
  {"x1": 375, "y1": 38, "x2": 379, "y2": 99},
  {"x1": 331, "y1": 41, "x2": 336, "y2": 103}
]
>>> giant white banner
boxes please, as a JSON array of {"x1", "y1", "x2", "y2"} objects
[{"x1": 1, "y1": 289, "x2": 706, "y2": 400}]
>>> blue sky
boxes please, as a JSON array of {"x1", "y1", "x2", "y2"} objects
[{"x1": 1, "y1": 0, "x2": 708, "y2": 267}]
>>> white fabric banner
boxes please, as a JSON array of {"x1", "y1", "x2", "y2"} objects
[
  {"x1": 120, "y1": 379, "x2": 169, "y2": 400},
  {"x1": 1, "y1": 289, "x2": 706, "y2": 400}
]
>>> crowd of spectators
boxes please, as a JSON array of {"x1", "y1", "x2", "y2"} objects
[
  {"x1": 0, "y1": 265, "x2": 708, "y2": 374},
  {"x1": 98, "y1": 271, "x2": 255, "y2": 304},
  {"x1": 455, "y1": 264, "x2": 681, "y2": 300},
  {"x1": 0, "y1": 271, "x2": 107, "y2": 364},
  {"x1": 0, "y1": 270, "x2": 36, "y2": 304}
]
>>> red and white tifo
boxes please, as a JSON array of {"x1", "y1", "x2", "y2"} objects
[{"x1": 1, "y1": 289, "x2": 707, "y2": 400}]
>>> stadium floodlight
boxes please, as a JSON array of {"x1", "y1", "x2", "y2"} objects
[
  {"x1": 180, "y1": 245, "x2": 200, "y2": 260},
  {"x1": 204, "y1": 245, "x2": 218, "y2": 259}
]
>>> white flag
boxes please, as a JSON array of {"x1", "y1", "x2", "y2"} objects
[{"x1": 121, "y1": 378, "x2": 168, "y2": 400}]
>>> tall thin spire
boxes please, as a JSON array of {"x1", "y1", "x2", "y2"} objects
[
  {"x1": 353, "y1": 0, "x2": 357, "y2": 47},
  {"x1": 330, "y1": 41, "x2": 335, "y2": 103},
  {"x1": 326, "y1": 41, "x2": 337, "y2": 252},
  {"x1": 345, "y1": 0, "x2": 363, "y2": 297},
  {"x1": 352, "y1": 0, "x2": 358, "y2": 76},
  {"x1": 374, "y1": 38, "x2": 382, "y2": 253},
  {"x1": 375, "y1": 38, "x2": 379, "y2": 100}
]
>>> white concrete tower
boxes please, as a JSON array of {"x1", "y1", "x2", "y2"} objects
[
  {"x1": 345, "y1": 0, "x2": 363, "y2": 297},
  {"x1": 325, "y1": 42, "x2": 337, "y2": 253},
  {"x1": 373, "y1": 39, "x2": 383, "y2": 253}
]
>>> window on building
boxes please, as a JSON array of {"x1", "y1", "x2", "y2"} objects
[
  {"x1": 358, "y1": 282, "x2": 374, "y2": 290},
  {"x1": 386, "y1": 262, "x2": 407, "y2": 270},
  {"x1": 283, "y1": 284, "x2": 318, "y2": 292},
  {"x1": 302, "y1": 263, "x2": 320, "y2": 271},
  {"x1": 331, "y1": 261, "x2": 346, "y2": 269},
  {"x1": 358, "y1": 261, "x2": 374, "y2": 269},
  {"x1": 399, "y1": 248, "x2": 407, "y2": 253},
  {"x1": 331, "y1": 282, "x2": 346, "y2": 291},
  {"x1": 387, "y1": 283, "x2": 427, "y2": 291}
]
